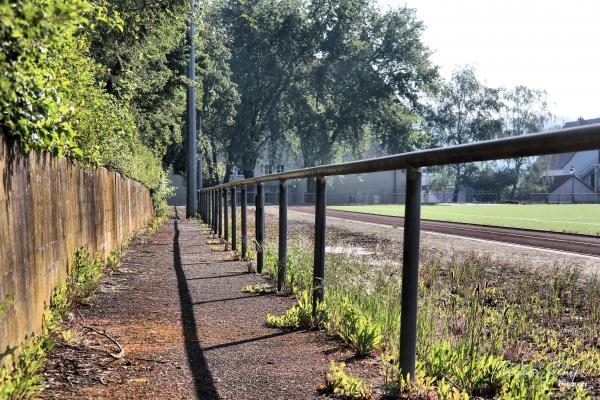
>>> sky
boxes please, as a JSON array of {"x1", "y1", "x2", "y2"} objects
[{"x1": 378, "y1": 0, "x2": 600, "y2": 124}]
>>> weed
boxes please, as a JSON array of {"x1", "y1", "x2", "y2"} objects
[
  {"x1": 242, "y1": 283, "x2": 273, "y2": 294},
  {"x1": 319, "y1": 361, "x2": 372, "y2": 399},
  {"x1": 266, "y1": 290, "x2": 326, "y2": 329},
  {"x1": 69, "y1": 248, "x2": 104, "y2": 304},
  {"x1": 107, "y1": 249, "x2": 122, "y2": 270},
  {"x1": 0, "y1": 294, "x2": 14, "y2": 315},
  {"x1": 327, "y1": 296, "x2": 381, "y2": 357},
  {"x1": 0, "y1": 244, "x2": 127, "y2": 399}
]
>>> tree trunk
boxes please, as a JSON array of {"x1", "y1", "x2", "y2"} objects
[
  {"x1": 509, "y1": 158, "x2": 524, "y2": 200},
  {"x1": 452, "y1": 166, "x2": 462, "y2": 203},
  {"x1": 223, "y1": 161, "x2": 233, "y2": 183},
  {"x1": 210, "y1": 143, "x2": 219, "y2": 183}
]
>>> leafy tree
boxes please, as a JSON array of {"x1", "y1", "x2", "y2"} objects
[
  {"x1": 500, "y1": 86, "x2": 552, "y2": 198},
  {"x1": 289, "y1": 1, "x2": 437, "y2": 169},
  {"x1": 428, "y1": 66, "x2": 503, "y2": 202},
  {"x1": 217, "y1": 0, "x2": 312, "y2": 178}
]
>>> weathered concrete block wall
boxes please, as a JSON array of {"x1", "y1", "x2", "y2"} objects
[{"x1": 0, "y1": 135, "x2": 153, "y2": 352}]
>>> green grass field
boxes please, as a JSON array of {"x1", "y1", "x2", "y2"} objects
[{"x1": 328, "y1": 204, "x2": 600, "y2": 236}]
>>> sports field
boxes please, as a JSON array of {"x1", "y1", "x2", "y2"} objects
[{"x1": 328, "y1": 204, "x2": 600, "y2": 236}]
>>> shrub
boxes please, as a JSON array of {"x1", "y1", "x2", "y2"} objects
[
  {"x1": 266, "y1": 290, "x2": 326, "y2": 329},
  {"x1": 320, "y1": 361, "x2": 372, "y2": 399}
]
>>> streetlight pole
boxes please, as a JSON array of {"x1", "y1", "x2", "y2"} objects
[
  {"x1": 185, "y1": 0, "x2": 198, "y2": 218},
  {"x1": 570, "y1": 165, "x2": 575, "y2": 204}
]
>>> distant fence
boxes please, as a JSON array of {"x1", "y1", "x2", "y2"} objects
[
  {"x1": 0, "y1": 135, "x2": 153, "y2": 355},
  {"x1": 301, "y1": 191, "x2": 600, "y2": 205}
]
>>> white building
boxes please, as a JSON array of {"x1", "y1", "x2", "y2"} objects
[{"x1": 544, "y1": 118, "x2": 600, "y2": 203}]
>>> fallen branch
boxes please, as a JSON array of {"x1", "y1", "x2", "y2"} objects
[
  {"x1": 76, "y1": 310, "x2": 86, "y2": 324},
  {"x1": 83, "y1": 326, "x2": 125, "y2": 359},
  {"x1": 135, "y1": 356, "x2": 167, "y2": 364}
]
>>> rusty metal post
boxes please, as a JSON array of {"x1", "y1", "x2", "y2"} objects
[
  {"x1": 231, "y1": 187, "x2": 237, "y2": 251},
  {"x1": 241, "y1": 185, "x2": 248, "y2": 259},
  {"x1": 277, "y1": 180, "x2": 288, "y2": 291},
  {"x1": 312, "y1": 176, "x2": 326, "y2": 316},
  {"x1": 399, "y1": 166, "x2": 422, "y2": 381},
  {"x1": 256, "y1": 182, "x2": 264, "y2": 273}
]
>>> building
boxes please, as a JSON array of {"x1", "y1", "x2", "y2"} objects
[
  {"x1": 227, "y1": 145, "x2": 406, "y2": 205},
  {"x1": 544, "y1": 118, "x2": 600, "y2": 203}
]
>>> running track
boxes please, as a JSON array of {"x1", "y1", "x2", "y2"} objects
[{"x1": 288, "y1": 206, "x2": 600, "y2": 258}]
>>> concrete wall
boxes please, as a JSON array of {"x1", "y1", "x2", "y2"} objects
[{"x1": 0, "y1": 135, "x2": 153, "y2": 353}]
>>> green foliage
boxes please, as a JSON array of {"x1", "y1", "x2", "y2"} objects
[
  {"x1": 0, "y1": 333, "x2": 52, "y2": 400},
  {"x1": 266, "y1": 290, "x2": 326, "y2": 329},
  {"x1": 0, "y1": 0, "x2": 183, "y2": 208},
  {"x1": 320, "y1": 361, "x2": 372, "y2": 400},
  {"x1": 327, "y1": 296, "x2": 381, "y2": 357},
  {"x1": 0, "y1": 295, "x2": 14, "y2": 316},
  {"x1": 152, "y1": 170, "x2": 176, "y2": 217},
  {"x1": 419, "y1": 341, "x2": 556, "y2": 398},
  {"x1": 69, "y1": 248, "x2": 104, "y2": 304},
  {"x1": 260, "y1": 224, "x2": 598, "y2": 398},
  {"x1": 0, "y1": 244, "x2": 127, "y2": 399},
  {"x1": 242, "y1": 283, "x2": 273, "y2": 294}
]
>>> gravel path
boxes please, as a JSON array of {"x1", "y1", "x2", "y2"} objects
[{"x1": 41, "y1": 214, "x2": 343, "y2": 399}]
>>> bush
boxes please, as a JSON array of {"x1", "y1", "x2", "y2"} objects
[
  {"x1": 266, "y1": 290, "x2": 326, "y2": 329},
  {"x1": 320, "y1": 361, "x2": 372, "y2": 399}
]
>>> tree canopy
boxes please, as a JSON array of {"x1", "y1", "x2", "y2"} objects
[{"x1": 1, "y1": 0, "x2": 555, "y2": 208}]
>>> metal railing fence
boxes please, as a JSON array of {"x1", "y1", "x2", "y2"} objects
[
  {"x1": 302, "y1": 191, "x2": 600, "y2": 205},
  {"x1": 197, "y1": 123, "x2": 600, "y2": 380}
]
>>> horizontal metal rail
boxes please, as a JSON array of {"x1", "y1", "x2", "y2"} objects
[
  {"x1": 197, "y1": 122, "x2": 600, "y2": 381},
  {"x1": 201, "y1": 123, "x2": 600, "y2": 190}
]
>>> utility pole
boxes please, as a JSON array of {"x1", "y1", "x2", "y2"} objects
[
  {"x1": 185, "y1": 0, "x2": 197, "y2": 218},
  {"x1": 570, "y1": 165, "x2": 575, "y2": 204}
]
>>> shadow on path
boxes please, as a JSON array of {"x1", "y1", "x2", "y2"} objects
[
  {"x1": 192, "y1": 293, "x2": 270, "y2": 306},
  {"x1": 187, "y1": 272, "x2": 248, "y2": 281},
  {"x1": 203, "y1": 331, "x2": 296, "y2": 352},
  {"x1": 173, "y1": 220, "x2": 219, "y2": 399}
]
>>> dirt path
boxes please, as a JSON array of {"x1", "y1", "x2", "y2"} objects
[{"x1": 40, "y1": 214, "x2": 344, "y2": 399}]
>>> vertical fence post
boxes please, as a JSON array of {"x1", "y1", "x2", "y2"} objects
[
  {"x1": 278, "y1": 180, "x2": 288, "y2": 291},
  {"x1": 206, "y1": 191, "x2": 210, "y2": 225},
  {"x1": 202, "y1": 191, "x2": 205, "y2": 222},
  {"x1": 224, "y1": 188, "x2": 229, "y2": 248},
  {"x1": 399, "y1": 166, "x2": 422, "y2": 381},
  {"x1": 256, "y1": 182, "x2": 264, "y2": 273},
  {"x1": 231, "y1": 187, "x2": 237, "y2": 251},
  {"x1": 312, "y1": 176, "x2": 326, "y2": 316},
  {"x1": 218, "y1": 188, "x2": 223, "y2": 238},
  {"x1": 212, "y1": 190, "x2": 218, "y2": 235},
  {"x1": 241, "y1": 185, "x2": 248, "y2": 259}
]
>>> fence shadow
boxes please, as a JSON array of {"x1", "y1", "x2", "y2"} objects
[{"x1": 173, "y1": 220, "x2": 219, "y2": 399}]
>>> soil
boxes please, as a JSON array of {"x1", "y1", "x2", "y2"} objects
[
  {"x1": 40, "y1": 209, "x2": 375, "y2": 399},
  {"x1": 282, "y1": 207, "x2": 600, "y2": 275}
]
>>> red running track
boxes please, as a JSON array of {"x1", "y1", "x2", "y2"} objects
[{"x1": 288, "y1": 206, "x2": 600, "y2": 258}]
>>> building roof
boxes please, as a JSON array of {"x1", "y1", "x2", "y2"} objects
[
  {"x1": 547, "y1": 118, "x2": 600, "y2": 171},
  {"x1": 548, "y1": 174, "x2": 594, "y2": 193},
  {"x1": 548, "y1": 152, "x2": 575, "y2": 170},
  {"x1": 563, "y1": 117, "x2": 600, "y2": 129}
]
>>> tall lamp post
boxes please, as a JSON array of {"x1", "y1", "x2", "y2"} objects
[
  {"x1": 570, "y1": 165, "x2": 575, "y2": 204},
  {"x1": 185, "y1": 0, "x2": 198, "y2": 218}
]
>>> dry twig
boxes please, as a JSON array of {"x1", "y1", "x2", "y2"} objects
[{"x1": 83, "y1": 326, "x2": 125, "y2": 359}]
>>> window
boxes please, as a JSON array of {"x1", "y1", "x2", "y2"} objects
[
  {"x1": 276, "y1": 164, "x2": 285, "y2": 173},
  {"x1": 263, "y1": 164, "x2": 273, "y2": 175}
]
